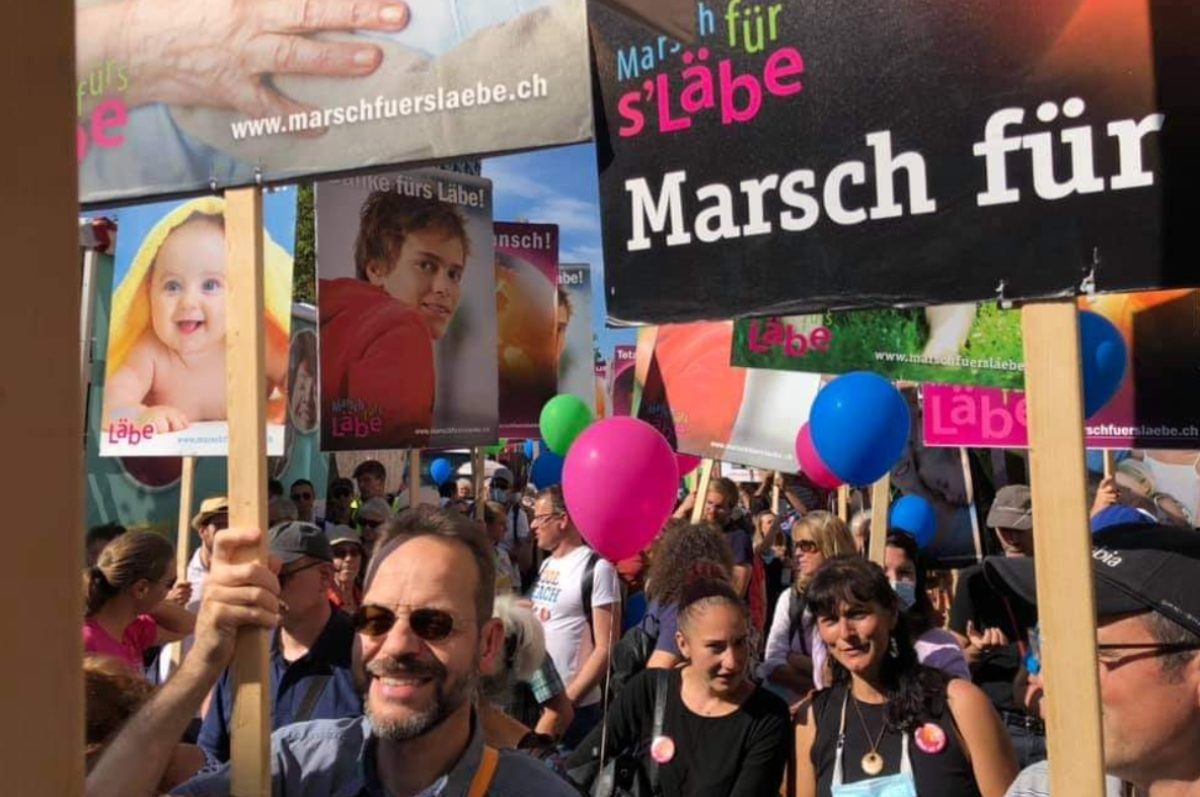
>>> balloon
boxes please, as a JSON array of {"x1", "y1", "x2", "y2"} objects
[
  {"x1": 429, "y1": 458, "x2": 454, "y2": 487},
  {"x1": 563, "y1": 417, "x2": 678, "y2": 562},
  {"x1": 484, "y1": 439, "x2": 508, "y2": 457},
  {"x1": 1079, "y1": 310, "x2": 1127, "y2": 419},
  {"x1": 540, "y1": 395, "x2": 595, "y2": 456},
  {"x1": 530, "y1": 452, "x2": 565, "y2": 489},
  {"x1": 523, "y1": 440, "x2": 537, "y2": 460},
  {"x1": 795, "y1": 423, "x2": 843, "y2": 489},
  {"x1": 675, "y1": 452, "x2": 702, "y2": 478},
  {"x1": 810, "y1": 372, "x2": 910, "y2": 486},
  {"x1": 890, "y1": 494, "x2": 938, "y2": 549}
]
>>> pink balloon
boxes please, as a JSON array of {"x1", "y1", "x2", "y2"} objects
[
  {"x1": 675, "y1": 452, "x2": 702, "y2": 477},
  {"x1": 795, "y1": 423, "x2": 844, "y2": 489},
  {"x1": 563, "y1": 417, "x2": 679, "y2": 561}
]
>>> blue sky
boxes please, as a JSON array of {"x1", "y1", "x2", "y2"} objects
[{"x1": 483, "y1": 143, "x2": 635, "y2": 364}]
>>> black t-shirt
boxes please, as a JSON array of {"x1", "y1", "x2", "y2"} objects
[
  {"x1": 948, "y1": 562, "x2": 1037, "y2": 713},
  {"x1": 568, "y1": 668, "x2": 791, "y2": 797},
  {"x1": 811, "y1": 681, "x2": 981, "y2": 797}
]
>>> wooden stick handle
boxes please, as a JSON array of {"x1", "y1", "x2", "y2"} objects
[
  {"x1": 961, "y1": 448, "x2": 984, "y2": 563},
  {"x1": 225, "y1": 187, "x2": 270, "y2": 797},
  {"x1": 691, "y1": 459, "x2": 715, "y2": 524},
  {"x1": 176, "y1": 457, "x2": 196, "y2": 583},
  {"x1": 1102, "y1": 450, "x2": 1116, "y2": 480},
  {"x1": 409, "y1": 450, "x2": 422, "y2": 509},
  {"x1": 1021, "y1": 301, "x2": 1105, "y2": 797},
  {"x1": 474, "y1": 448, "x2": 486, "y2": 521},
  {"x1": 868, "y1": 476, "x2": 890, "y2": 565},
  {"x1": 836, "y1": 485, "x2": 849, "y2": 523}
]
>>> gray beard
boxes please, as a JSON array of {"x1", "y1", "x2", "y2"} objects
[{"x1": 365, "y1": 669, "x2": 478, "y2": 742}]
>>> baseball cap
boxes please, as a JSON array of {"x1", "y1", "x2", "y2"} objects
[
  {"x1": 358, "y1": 497, "x2": 393, "y2": 521},
  {"x1": 191, "y1": 496, "x2": 229, "y2": 531},
  {"x1": 269, "y1": 521, "x2": 333, "y2": 564},
  {"x1": 987, "y1": 485, "x2": 1033, "y2": 531},
  {"x1": 327, "y1": 524, "x2": 363, "y2": 549},
  {"x1": 491, "y1": 467, "x2": 514, "y2": 488},
  {"x1": 985, "y1": 524, "x2": 1200, "y2": 637}
]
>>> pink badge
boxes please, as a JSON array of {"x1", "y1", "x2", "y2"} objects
[
  {"x1": 650, "y1": 735, "x2": 676, "y2": 764},
  {"x1": 915, "y1": 723, "x2": 947, "y2": 754}
]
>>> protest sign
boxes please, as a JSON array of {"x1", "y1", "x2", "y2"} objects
[
  {"x1": 317, "y1": 169, "x2": 498, "y2": 450},
  {"x1": 611, "y1": 345, "x2": 638, "y2": 416},
  {"x1": 557, "y1": 264, "x2": 596, "y2": 413},
  {"x1": 591, "y1": 0, "x2": 1198, "y2": 324},
  {"x1": 921, "y1": 290, "x2": 1200, "y2": 449},
  {"x1": 732, "y1": 304, "x2": 1024, "y2": 389},
  {"x1": 595, "y1": 362, "x2": 609, "y2": 418},
  {"x1": 77, "y1": 0, "x2": 592, "y2": 205},
  {"x1": 495, "y1": 223, "x2": 560, "y2": 437},
  {"x1": 99, "y1": 189, "x2": 296, "y2": 457},
  {"x1": 635, "y1": 322, "x2": 820, "y2": 471}
]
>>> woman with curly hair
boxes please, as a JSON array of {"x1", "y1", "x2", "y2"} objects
[{"x1": 640, "y1": 519, "x2": 737, "y2": 670}]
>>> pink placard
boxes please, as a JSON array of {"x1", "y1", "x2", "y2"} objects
[{"x1": 923, "y1": 385, "x2": 1029, "y2": 448}]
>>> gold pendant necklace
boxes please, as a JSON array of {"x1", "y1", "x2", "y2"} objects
[{"x1": 851, "y1": 693, "x2": 889, "y2": 776}]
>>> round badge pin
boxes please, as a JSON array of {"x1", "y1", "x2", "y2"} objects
[
  {"x1": 915, "y1": 722, "x2": 947, "y2": 754},
  {"x1": 650, "y1": 735, "x2": 676, "y2": 764}
]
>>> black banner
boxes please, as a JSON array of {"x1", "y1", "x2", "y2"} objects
[{"x1": 590, "y1": 0, "x2": 1199, "y2": 324}]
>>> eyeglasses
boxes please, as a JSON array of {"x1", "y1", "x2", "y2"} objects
[
  {"x1": 1027, "y1": 625, "x2": 1200, "y2": 675},
  {"x1": 278, "y1": 559, "x2": 324, "y2": 586},
  {"x1": 795, "y1": 539, "x2": 819, "y2": 554},
  {"x1": 531, "y1": 512, "x2": 563, "y2": 527},
  {"x1": 351, "y1": 604, "x2": 473, "y2": 642}
]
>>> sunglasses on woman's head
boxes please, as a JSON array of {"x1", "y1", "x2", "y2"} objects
[{"x1": 351, "y1": 604, "x2": 471, "y2": 642}]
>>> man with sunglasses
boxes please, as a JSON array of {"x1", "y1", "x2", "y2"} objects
[
  {"x1": 196, "y1": 521, "x2": 361, "y2": 765},
  {"x1": 290, "y1": 479, "x2": 316, "y2": 523},
  {"x1": 319, "y1": 477, "x2": 356, "y2": 530},
  {"x1": 87, "y1": 512, "x2": 578, "y2": 797},
  {"x1": 985, "y1": 524, "x2": 1200, "y2": 797}
]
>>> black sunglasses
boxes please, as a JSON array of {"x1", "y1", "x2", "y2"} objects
[{"x1": 351, "y1": 604, "x2": 471, "y2": 642}]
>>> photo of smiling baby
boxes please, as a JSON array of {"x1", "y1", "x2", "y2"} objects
[
  {"x1": 317, "y1": 169, "x2": 498, "y2": 451},
  {"x1": 100, "y1": 193, "x2": 296, "y2": 456}
]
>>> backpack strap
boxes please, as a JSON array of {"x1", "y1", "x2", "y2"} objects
[
  {"x1": 293, "y1": 674, "x2": 331, "y2": 724},
  {"x1": 467, "y1": 745, "x2": 500, "y2": 797},
  {"x1": 648, "y1": 668, "x2": 669, "y2": 791},
  {"x1": 581, "y1": 550, "x2": 600, "y2": 641}
]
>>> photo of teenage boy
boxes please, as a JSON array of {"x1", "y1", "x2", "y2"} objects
[{"x1": 320, "y1": 189, "x2": 469, "y2": 448}]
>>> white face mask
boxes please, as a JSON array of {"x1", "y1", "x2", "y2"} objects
[
  {"x1": 491, "y1": 487, "x2": 510, "y2": 504},
  {"x1": 890, "y1": 580, "x2": 917, "y2": 611}
]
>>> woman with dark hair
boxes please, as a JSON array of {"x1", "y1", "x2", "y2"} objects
[
  {"x1": 884, "y1": 531, "x2": 970, "y2": 681},
  {"x1": 794, "y1": 557, "x2": 1017, "y2": 797},
  {"x1": 641, "y1": 519, "x2": 738, "y2": 669},
  {"x1": 568, "y1": 578, "x2": 791, "y2": 796}
]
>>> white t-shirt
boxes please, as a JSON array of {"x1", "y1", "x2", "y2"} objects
[
  {"x1": 530, "y1": 545, "x2": 618, "y2": 707},
  {"x1": 157, "y1": 548, "x2": 209, "y2": 683}
]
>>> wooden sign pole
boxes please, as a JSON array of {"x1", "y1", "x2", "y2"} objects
[
  {"x1": 961, "y1": 448, "x2": 985, "y2": 562},
  {"x1": 691, "y1": 458, "x2": 716, "y2": 523},
  {"x1": 836, "y1": 485, "x2": 849, "y2": 523},
  {"x1": 1102, "y1": 450, "x2": 1116, "y2": 480},
  {"x1": 868, "y1": 476, "x2": 890, "y2": 566},
  {"x1": 771, "y1": 476, "x2": 781, "y2": 515},
  {"x1": 0, "y1": 3, "x2": 82, "y2": 790},
  {"x1": 474, "y1": 447, "x2": 486, "y2": 521},
  {"x1": 1021, "y1": 301, "x2": 1105, "y2": 797},
  {"x1": 225, "y1": 186, "x2": 271, "y2": 797},
  {"x1": 409, "y1": 449, "x2": 422, "y2": 509},
  {"x1": 172, "y1": 456, "x2": 197, "y2": 667}
]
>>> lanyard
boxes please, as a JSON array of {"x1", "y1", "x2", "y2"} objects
[{"x1": 832, "y1": 689, "x2": 912, "y2": 787}]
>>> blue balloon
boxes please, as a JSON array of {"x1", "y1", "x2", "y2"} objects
[
  {"x1": 810, "y1": 372, "x2": 911, "y2": 486},
  {"x1": 530, "y1": 452, "x2": 565, "y2": 489},
  {"x1": 429, "y1": 457, "x2": 454, "y2": 487},
  {"x1": 523, "y1": 440, "x2": 537, "y2": 460},
  {"x1": 890, "y1": 494, "x2": 938, "y2": 550},
  {"x1": 1079, "y1": 311, "x2": 1127, "y2": 418}
]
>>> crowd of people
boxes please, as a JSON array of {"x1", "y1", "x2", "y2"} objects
[{"x1": 80, "y1": 459, "x2": 1200, "y2": 797}]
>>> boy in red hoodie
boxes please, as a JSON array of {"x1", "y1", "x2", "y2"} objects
[{"x1": 320, "y1": 190, "x2": 471, "y2": 448}]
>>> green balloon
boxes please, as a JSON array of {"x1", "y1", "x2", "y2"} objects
[
  {"x1": 540, "y1": 394, "x2": 594, "y2": 456},
  {"x1": 484, "y1": 439, "x2": 508, "y2": 457}
]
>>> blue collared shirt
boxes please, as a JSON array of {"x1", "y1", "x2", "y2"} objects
[
  {"x1": 174, "y1": 714, "x2": 578, "y2": 797},
  {"x1": 197, "y1": 606, "x2": 362, "y2": 763}
]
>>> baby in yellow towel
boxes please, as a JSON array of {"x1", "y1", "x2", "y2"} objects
[{"x1": 103, "y1": 198, "x2": 289, "y2": 433}]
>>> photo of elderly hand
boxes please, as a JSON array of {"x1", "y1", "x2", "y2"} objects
[{"x1": 81, "y1": 0, "x2": 411, "y2": 122}]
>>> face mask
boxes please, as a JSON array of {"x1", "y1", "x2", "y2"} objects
[
  {"x1": 491, "y1": 488, "x2": 509, "y2": 503},
  {"x1": 761, "y1": 547, "x2": 776, "y2": 563},
  {"x1": 891, "y1": 580, "x2": 917, "y2": 611}
]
